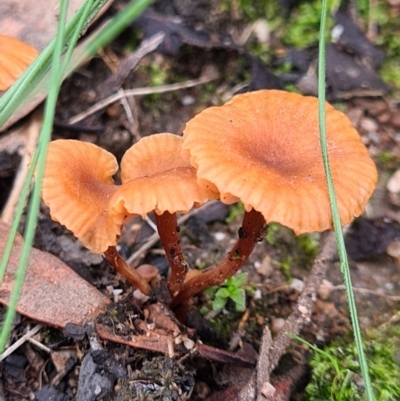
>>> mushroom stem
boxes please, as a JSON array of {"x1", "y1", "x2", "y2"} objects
[
  {"x1": 154, "y1": 211, "x2": 188, "y2": 297},
  {"x1": 104, "y1": 246, "x2": 151, "y2": 294},
  {"x1": 172, "y1": 208, "x2": 267, "y2": 307}
]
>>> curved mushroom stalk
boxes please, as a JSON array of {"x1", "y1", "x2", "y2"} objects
[
  {"x1": 154, "y1": 211, "x2": 188, "y2": 297},
  {"x1": 172, "y1": 208, "x2": 267, "y2": 307},
  {"x1": 109, "y1": 133, "x2": 218, "y2": 298},
  {"x1": 104, "y1": 246, "x2": 151, "y2": 295}
]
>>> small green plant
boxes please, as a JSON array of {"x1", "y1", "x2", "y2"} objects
[
  {"x1": 226, "y1": 202, "x2": 245, "y2": 223},
  {"x1": 304, "y1": 332, "x2": 400, "y2": 401},
  {"x1": 204, "y1": 272, "x2": 248, "y2": 312}
]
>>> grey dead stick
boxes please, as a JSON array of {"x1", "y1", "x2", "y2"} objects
[{"x1": 238, "y1": 232, "x2": 337, "y2": 401}]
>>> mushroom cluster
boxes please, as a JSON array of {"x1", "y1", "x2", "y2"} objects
[
  {"x1": 42, "y1": 134, "x2": 217, "y2": 296},
  {"x1": 41, "y1": 90, "x2": 377, "y2": 307}
]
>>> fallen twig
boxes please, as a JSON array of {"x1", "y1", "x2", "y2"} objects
[
  {"x1": 0, "y1": 324, "x2": 42, "y2": 362},
  {"x1": 67, "y1": 72, "x2": 220, "y2": 125},
  {"x1": 239, "y1": 232, "x2": 337, "y2": 400}
]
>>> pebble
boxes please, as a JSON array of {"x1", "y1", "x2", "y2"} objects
[
  {"x1": 256, "y1": 255, "x2": 274, "y2": 277},
  {"x1": 387, "y1": 169, "x2": 400, "y2": 193},
  {"x1": 213, "y1": 232, "x2": 226, "y2": 241},
  {"x1": 386, "y1": 241, "x2": 400, "y2": 264},
  {"x1": 367, "y1": 131, "x2": 381, "y2": 145},
  {"x1": 318, "y1": 279, "x2": 334, "y2": 300},
  {"x1": 252, "y1": 19, "x2": 270, "y2": 44},
  {"x1": 359, "y1": 116, "x2": 378, "y2": 132},
  {"x1": 346, "y1": 108, "x2": 363, "y2": 126},
  {"x1": 181, "y1": 95, "x2": 195, "y2": 106},
  {"x1": 270, "y1": 317, "x2": 285, "y2": 334},
  {"x1": 376, "y1": 111, "x2": 392, "y2": 124},
  {"x1": 390, "y1": 111, "x2": 400, "y2": 128},
  {"x1": 290, "y1": 278, "x2": 304, "y2": 293},
  {"x1": 364, "y1": 99, "x2": 388, "y2": 116}
]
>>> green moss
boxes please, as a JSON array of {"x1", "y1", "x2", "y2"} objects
[
  {"x1": 296, "y1": 233, "x2": 320, "y2": 268},
  {"x1": 305, "y1": 330, "x2": 400, "y2": 400},
  {"x1": 281, "y1": 0, "x2": 335, "y2": 48},
  {"x1": 226, "y1": 202, "x2": 245, "y2": 223},
  {"x1": 376, "y1": 151, "x2": 398, "y2": 170},
  {"x1": 372, "y1": 0, "x2": 400, "y2": 89}
]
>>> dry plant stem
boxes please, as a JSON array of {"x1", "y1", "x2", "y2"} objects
[
  {"x1": 238, "y1": 232, "x2": 336, "y2": 400},
  {"x1": 172, "y1": 209, "x2": 267, "y2": 307},
  {"x1": 104, "y1": 246, "x2": 151, "y2": 294},
  {"x1": 154, "y1": 211, "x2": 188, "y2": 297}
]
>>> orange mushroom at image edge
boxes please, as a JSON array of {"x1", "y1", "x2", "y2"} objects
[
  {"x1": 173, "y1": 89, "x2": 378, "y2": 306},
  {"x1": 0, "y1": 35, "x2": 39, "y2": 91}
]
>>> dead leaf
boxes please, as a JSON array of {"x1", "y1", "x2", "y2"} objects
[
  {"x1": 0, "y1": 220, "x2": 110, "y2": 327},
  {"x1": 0, "y1": 0, "x2": 113, "y2": 131}
]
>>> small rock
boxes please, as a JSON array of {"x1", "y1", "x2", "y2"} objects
[
  {"x1": 183, "y1": 336, "x2": 195, "y2": 350},
  {"x1": 318, "y1": 279, "x2": 334, "y2": 300},
  {"x1": 359, "y1": 116, "x2": 378, "y2": 132},
  {"x1": 298, "y1": 305, "x2": 308, "y2": 315},
  {"x1": 346, "y1": 108, "x2": 363, "y2": 126},
  {"x1": 390, "y1": 111, "x2": 400, "y2": 128},
  {"x1": 387, "y1": 241, "x2": 400, "y2": 264},
  {"x1": 376, "y1": 111, "x2": 392, "y2": 124},
  {"x1": 367, "y1": 131, "x2": 381, "y2": 145},
  {"x1": 388, "y1": 170, "x2": 400, "y2": 192},
  {"x1": 214, "y1": 232, "x2": 226, "y2": 241},
  {"x1": 365, "y1": 99, "x2": 389, "y2": 117},
  {"x1": 261, "y1": 382, "x2": 276, "y2": 399},
  {"x1": 256, "y1": 255, "x2": 274, "y2": 277},
  {"x1": 270, "y1": 317, "x2": 285, "y2": 334},
  {"x1": 181, "y1": 95, "x2": 195, "y2": 106},
  {"x1": 387, "y1": 170, "x2": 400, "y2": 207},
  {"x1": 290, "y1": 278, "x2": 304, "y2": 293},
  {"x1": 252, "y1": 19, "x2": 270, "y2": 44}
]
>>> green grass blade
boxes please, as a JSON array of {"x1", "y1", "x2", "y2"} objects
[
  {"x1": 317, "y1": 0, "x2": 375, "y2": 399},
  {"x1": 0, "y1": 0, "x2": 154, "y2": 355},
  {"x1": 0, "y1": 0, "x2": 71, "y2": 353},
  {"x1": 0, "y1": 0, "x2": 109, "y2": 126}
]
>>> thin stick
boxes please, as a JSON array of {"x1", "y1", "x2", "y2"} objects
[
  {"x1": 104, "y1": 246, "x2": 151, "y2": 294},
  {"x1": 332, "y1": 285, "x2": 400, "y2": 302},
  {"x1": 172, "y1": 209, "x2": 267, "y2": 307},
  {"x1": 67, "y1": 73, "x2": 220, "y2": 125},
  {"x1": 0, "y1": 324, "x2": 43, "y2": 362},
  {"x1": 1, "y1": 111, "x2": 42, "y2": 224},
  {"x1": 154, "y1": 212, "x2": 188, "y2": 297}
]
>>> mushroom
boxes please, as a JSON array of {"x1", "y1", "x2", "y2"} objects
[
  {"x1": 42, "y1": 139, "x2": 151, "y2": 294},
  {"x1": 109, "y1": 133, "x2": 218, "y2": 297},
  {"x1": 174, "y1": 89, "x2": 378, "y2": 305},
  {"x1": 0, "y1": 35, "x2": 39, "y2": 91}
]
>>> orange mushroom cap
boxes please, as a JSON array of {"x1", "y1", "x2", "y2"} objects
[
  {"x1": 42, "y1": 140, "x2": 124, "y2": 253},
  {"x1": 109, "y1": 133, "x2": 218, "y2": 218},
  {"x1": 0, "y1": 35, "x2": 39, "y2": 91},
  {"x1": 182, "y1": 90, "x2": 378, "y2": 234}
]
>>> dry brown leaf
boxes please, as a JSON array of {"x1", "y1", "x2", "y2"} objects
[
  {"x1": 0, "y1": 220, "x2": 110, "y2": 327},
  {"x1": 0, "y1": 0, "x2": 113, "y2": 131}
]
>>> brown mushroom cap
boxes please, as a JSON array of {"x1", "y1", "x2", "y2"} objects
[
  {"x1": 109, "y1": 133, "x2": 218, "y2": 218},
  {"x1": 0, "y1": 35, "x2": 39, "y2": 91},
  {"x1": 42, "y1": 140, "x2": 123, "y2": 253},
  {"x1": 182, "y1": 90, "x2": 378, "y2": 234}
]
